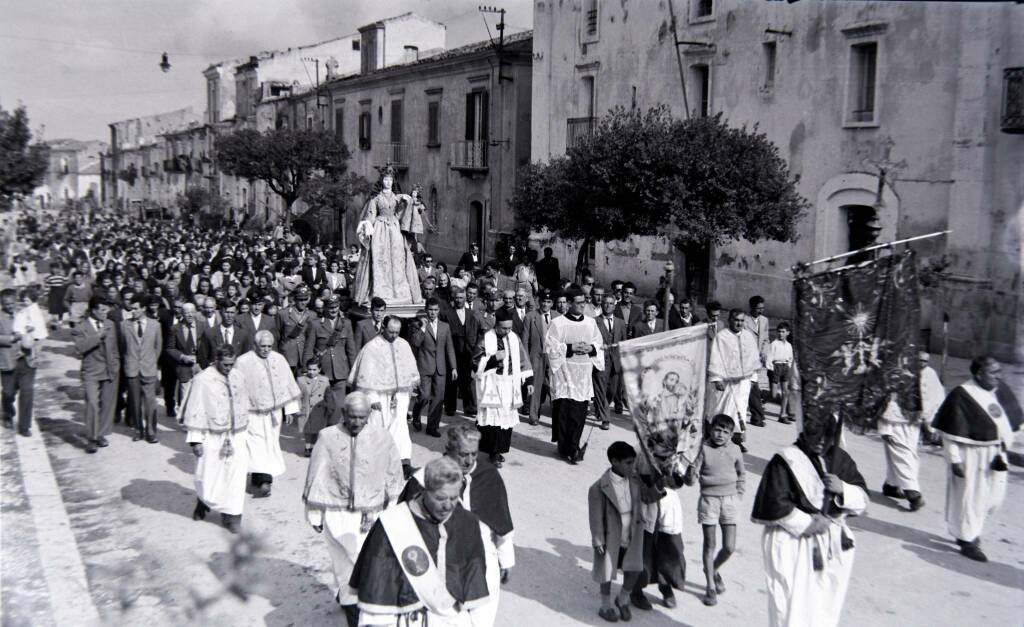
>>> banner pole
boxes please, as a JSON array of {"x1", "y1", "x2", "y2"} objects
[{"x1": 798, "y1": 230, "x2": 950, "y2": 270}]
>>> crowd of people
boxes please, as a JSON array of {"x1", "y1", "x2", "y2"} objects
[{"x1": 1, "y1": 208, "x2": 1020, "y2": 626}]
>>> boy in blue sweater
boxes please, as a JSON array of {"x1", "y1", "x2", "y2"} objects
[{"x1": 687, "y1": 413, "x2": 746, "y2": 606}]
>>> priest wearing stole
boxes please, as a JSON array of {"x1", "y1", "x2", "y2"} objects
[
  {"x1": 350, "y1": 456, "x2": 492, "y2": 626},
  {"x1": 473, "y1": 308, "x2": 533, "y2": 468},
  {"x1": 182, "y1": 345, "x2": 253, "y2": 533},
  {"x1": 708, "y1": 309, "x2": 761, "y2": 451},
  {"x1": 401, "y1": 426, "x2": 516, "y2": 627},
  {"x1": 235, "y1": 331, "x2": 302, "y2": 498},
  {"x1": 931, "y1": 355, "x2": 1022, "y2": 562},
  {"x1": 545, "y1": 287, "x2": 604, "y2": 464},
  {"x1": 303, "y1": 391, "x2": 405, "y2": 627},
  {"x1": 347, "y1": 316, "x2": 421, "y2": 478},
  {"x1": 751, "y1": 416, "x2": 868, "y2": 627}
]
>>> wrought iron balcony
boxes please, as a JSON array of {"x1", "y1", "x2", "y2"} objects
[
  {"x1": 566, "y1": 117, "x2": 596, "y2": 150},
  {"x1": 378, "y1": 142, "x2": 408, "y2": 167},
  {"x1": 450, "y1": 140, "x2": 488, "y2": 171}
]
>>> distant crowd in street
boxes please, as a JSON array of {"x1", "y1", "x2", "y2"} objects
[{"x1": 1, "y1": 207, "x2": 1020, "y2": 627}]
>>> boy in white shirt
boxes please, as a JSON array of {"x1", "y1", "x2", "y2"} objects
[{"x1": 767, "y1": 322, "x2": 795, "y2": 423}]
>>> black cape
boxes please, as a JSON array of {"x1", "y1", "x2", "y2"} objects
[
  {"x1": 349, "y1": 503, "x2": 489, "y2": 613},
  {"x1": 400, "y1": 458, "x2": 514, "y2": 536},
  {"x1": 932, "y1": 383, "x2": 1022, "y2": 444},
  {"x1": 751, "y1": 441, "x2": 867, "y2": 523}
]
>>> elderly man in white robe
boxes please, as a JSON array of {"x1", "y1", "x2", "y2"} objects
[
  {"x1": 708, "y1": 309, "x2": 761, "y2": 453},
  {"x1": 752, "y1": 416, "x2": 869, "y2": 627},
  {"x1": 347, "y1": 315, "x2": 421, "y2": 478},
  {"x1": 235, "y1": 330, "x2": 302, "y2": 498},
  {"x1": 931, "y1": 355, "x2": 1022, "y2": 562},
  {"x1": 877, "y1": 351, "x2": 945, "y2": 511},
  {"x1": 303, "y1": 390, "x2": 404, "y2": 627},
  {"x1": 182, "y1": 345, "x2": 252, "y2": 533},
  {"x1": 474, "y1": 307, "x2": 533, "y2": 468},
  {"x1": 546, "y1": 287, "x2": 604, "y2": 464}
]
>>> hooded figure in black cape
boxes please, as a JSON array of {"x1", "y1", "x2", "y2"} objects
[{"x1": 751, "y1": 415, "x2": 868, "y2": 627}]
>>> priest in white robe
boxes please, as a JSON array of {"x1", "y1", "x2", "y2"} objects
[
  {"x1": 708, "y1": 309, "x2": 761, "y2": 451},
  {"x1": 931, "y1": 355, "x2": 1022, "y2": 562},
  {"x1": 877, "y1": 351, "x2": 945, "y2": 511},
  {"x1": 545, "y1": 287, "x2": 603, "y2": 464},
  {"x1": 474, "y1": 308, "x2": 533, "y2": 468},
  {"x1": 181, "y1": 345, "x2": 253, "y2": 533},
  {"x1": 303, "y1": 391, "x2": 404, "y2": 627},
  {"x1": 751, "y1": 416, "x2": 868, "y2": 627},
  {"x1": 235, "y1": 330, "x2": 302, "y2": 498},
  {"x1": 348, "y1": 315, "x2": 421, "y2": 477}
]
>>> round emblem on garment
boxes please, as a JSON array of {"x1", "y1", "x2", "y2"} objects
[
  {"x1": 988, "y1": 403, "x2": 1002, "y2": 417},
  {"x1": 401, "y1": 546, "x2": 430, "y2": 576}
]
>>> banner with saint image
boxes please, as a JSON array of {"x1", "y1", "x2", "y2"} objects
[
  {"x1": 619, "y1": 324, "x2": 709, "y2": 472},
  {"x1": 793, "y1": 250, "x2": 921, "y2": 431}
]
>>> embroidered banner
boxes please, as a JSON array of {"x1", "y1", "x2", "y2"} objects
[
  {"x1": 619, "y1": 324, "x2": 709, "y2": 470},
  {"x1": 794, "y1": 250, "x2": 922, "y2": 431}
]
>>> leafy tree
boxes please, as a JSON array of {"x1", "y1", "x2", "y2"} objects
[
  {"x1": 215, "y1": 128, "x2": 359, "y2": 225},
  {"x1": 176, "y1": 185, "x2": 229, "y2": 228},
  {"x1": 512, "y1": 106, "x2": 808, "y2": 276},
  {"x1": 0, "y1": 105, "x2": 49, "y2": 211}
]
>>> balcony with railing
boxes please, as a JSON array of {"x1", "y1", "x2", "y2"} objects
[
  {"x1": 450, "y1": 140, "x2": 488, "y2": 172},
  {"x1": 378, "y1": 142, "x2": 409, "y2": 168},
  {"x1": 566, "y1": 117, "x2": 596, "y2": 150}
]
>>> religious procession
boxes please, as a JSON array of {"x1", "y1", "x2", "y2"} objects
[{"x1": 2, "y1": 2, "x2": 1022, "y2": 627}]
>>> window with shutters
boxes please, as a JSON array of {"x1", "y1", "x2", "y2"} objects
[
  {"x1": 846, "y1": 41, "x2": 879, "y2": 126},
  {"x1": 358, "y1": 111, "x2": 372, "y2": 150},
  {"x1": 691, "y1": 64, "x2": 711, "y2": 117},
  {"x1": 427, "y1": 101, "x2": 440, "y2": 147},
  {"x1": 465, "y1": 90, "x2": 488, "y2": 142},
  {"x1": 334, "y1": 108, "x2": 344, "y2": 141},
  {"x1": 390, "y1": 100, "x2": 403, "y2": 143},
  {"x1": 763, "y1": 41, "x2": 777, "y2": 90}
]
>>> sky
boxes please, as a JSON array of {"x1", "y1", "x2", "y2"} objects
[{"x1": 0, "y1": 0, "x2": 533, "y2": 143}]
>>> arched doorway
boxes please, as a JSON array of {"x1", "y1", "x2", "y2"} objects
[{"x1": 814, "y1": 172, "x2": 898, "y2": 260}]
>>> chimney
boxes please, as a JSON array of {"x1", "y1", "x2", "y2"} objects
[{"x1": 403, "y1": 45, "x2": 419, "y2": 63}]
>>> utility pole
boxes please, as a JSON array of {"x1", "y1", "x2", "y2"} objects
[
  {"x1": 301, "y1": 57, "x2": 327, "y2": 126},
  {"x1": 479, "y1": 5, "x2": 513, "y2": 82}
]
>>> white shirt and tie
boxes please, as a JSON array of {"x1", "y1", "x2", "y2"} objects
[
  {"x1": 221, "y1": 325, "x2": 233, "y2": 346},
  {"x1": 516, "y1": 307, "x2": 525, "y2": 321}
]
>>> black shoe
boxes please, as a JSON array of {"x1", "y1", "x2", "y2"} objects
[
  {"x1": 222, "y1": 514, "x2": 241, "y2": 534},
  {"x1": 906, "y1": 491, "x2": 926, "y2": 511},
  {"x1": 490, "y1": 454, "x2": 503, "y2": 468},
  {"x1": 253, "y1": 483, "x2": 272, "y2": 498},
  {"x1": 85, "y1": 440, "x2": 98, "y2": 454},
  {"x1": 193, "y1": 500, "x2": 208, "y2": 521},
  {"x1": 750, "y1": 418, "x2": 766, "y2": 427},
  {"x1": 303, "y1": 446, "x2": 313, "y2": 458},
  {"x1": 738, "y1": 442, "x2": 749, "y2": 453},
  {"x1": 17, "y1": 427, "x2": 31, "y2": 437},
  {"x1": 598, "y1": 606, "x2": 619, "y2": 622},
  {"x1": 527, "y1": 417, "x2": 539, "y2": 426},
  {"x1": 991, "y1": 455, "x2": 1008, "y2": 472},
  {"x1": 497, "y1": 453, "x2": 505, "y2": 463},
  {"x1": 411, "y1": 420, "x2": 423, "y2": 432},
  {"x1": 402, "y1": 463, "x2": 413, "y2": 480},
  {"x1": 2, "y1": 418, "x2": 12, "y2": 429},
  {"x1": 425, "y1": 427, "x2": 441, "y2": 438},
  {"x1": 614, "y1": 597, "x2": 631, "y2": 621},
  {"x1": 132, "y1": 433, "x2": 143, "y2": 442},
  {"x1": 630, "y1": 590, "x2": 653, "y2": 611},
  {"x1": 882, "y1": 483, "x2": 906, "y2": 499},
  {"x1": 600, "y1": 421, "x2": 610, "y2": 430},
  {"x1": 658, "y1": 584, "x2": 676, "y2": 608},
  {"x1": 960, "y1": 542, "x2": 988, "y2": 562},
  {"x1": 464, "y1": 410, "x2": 478, "y2": 418},
  {"x1": 96, "y1": 437, "x2": 109, "y2": 448},
  {"x1": 146, "y1": 434, "x2": 159, "y2": 444}
]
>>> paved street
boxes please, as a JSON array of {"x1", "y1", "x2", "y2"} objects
[{"x1": 2, "y1": 331, "x2": 1023, "y2": 626}]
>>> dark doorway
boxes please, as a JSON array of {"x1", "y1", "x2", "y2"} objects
[
  {"x1": 843, "y1": 204, "x2": 881, "y2": 263},
  {"x1": 469, "y1": 201, "x2": 484, "y2": 254},
  {"x1": 677, "y1": 242, "x2": 711, "y2": 306}
]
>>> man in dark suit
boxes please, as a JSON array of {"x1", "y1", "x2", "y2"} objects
[
  {"x1": 535, "y1": 247, "x2": 561, "y2": 292},
  {"x1": 614, "y1": 281, "x2": 642, "y2": 328},
  {"x1": 466, "y1": 282, "x2": 485, "y2": 314},
  {"x1": 165, "y1": 302, "x2": 201, "y2": 405},
  {"x1": 195, "y1": 295, "x2": 220, "y2": 336},
  {"x1": 593, "y1": 293, "x2": 627, "y2": 428},
  {"x1": 303, "y1": 295, "x2": 356, "y2": 405},
  {"x1": 300, "y1": 256, "x2": 325, "y2": 292},
  {"x1": 408, "y1": 297, "x2": 457, "y2": 437},
  {"x1": 72, "y1": 296, "x2": 121, "y2": 454},
  {"x1": 198, "y1": 300, "x2": 252, "y2": 368},
  {"x1": 276, "y1": 284, "x2": 313, "y2": 375},
  {"x1": 458, "y1": 242, "x2": 482, "y2": 275},
  {"x1": 354, "y1": 297, "x2": 388, "y2": 351},
  {"x1": 121, "y1": 295, "x2": 163, "y2": 443},
  {"x1": 667, "y1": 295, "x2": 699, "y2": 329},
  {"x1": 629, "y1": 300, "x2": 666, "y2": 339},
  {"x1": 239, "y1": 295, "x2": 278, "y2": 349},
  {"x1": 523, "y1": 289, "x2": 557, "y2": 425},
  {"x1": 443, "y1": 286, "x2": 481, "y2": 417}
]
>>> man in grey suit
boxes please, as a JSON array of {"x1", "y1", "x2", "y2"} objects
[
  {"x1": 303, "y1": 295, "x2": 356, "y2": 405},
  {"x1": 238, "y1": 295, "x2": 278, "y2": 349},
  {"x1": 408, "y1": 297, "x2": 457, "y2": 437},
  {"x1": 72, "y1": 296, "x2": 121, "y2": 454},
  {"x1": 594, "y1": 293, "x2": 628, "y2": 430},
  {"x1": 165, "y1": 303, "x2": 201, "y2": 402},
  {"x1": 628, "y1": 300, "x2": 666, "y2": 339},
  {"x1": 122, "y1": 295, "x2": 163, "y2": 443},
  {"x1": 523, "y1": 289, "x2": 557, "y2": 426},
  {"x1": 354, "y1": 297, "x2": 387, "y2": 351}
]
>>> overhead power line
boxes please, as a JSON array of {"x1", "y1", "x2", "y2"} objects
[{"x1": 0, "y1": 33, "x2": 231, "y2": 58}]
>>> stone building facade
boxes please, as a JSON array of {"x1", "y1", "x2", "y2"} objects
[
  {"x1": 33, "y1": 139, "x2": 107, "y2": 209},
  {"x1": 531, "y1": 0, "x2": 1022, "y2": 361}
]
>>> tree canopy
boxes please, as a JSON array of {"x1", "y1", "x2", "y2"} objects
[
  {"x1": 0, "y1": 105, "x2": 49, "y2": 211},
  {"x1": 215, "y1": 128, "x2": 363, "y2": 222},
  {"x1": 512, "y1": 106, "x2": 808, "y2": 268}
]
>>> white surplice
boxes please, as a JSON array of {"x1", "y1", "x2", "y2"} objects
[
  {"x1": 187, "y1": 429, "x2": 251, "y2": 515},
  {"x1": 708, "y1": 328, "x2": 761, "y2": 427},
  {"x1": 545, "y1": 314, "x2": 604, "y2": 402},
  {"x1": 877, "y1": 365, "x2": 945, "y2": 492},
  {"x1": 235, "y1": 351, "x2": 302, "y2": 477}
]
